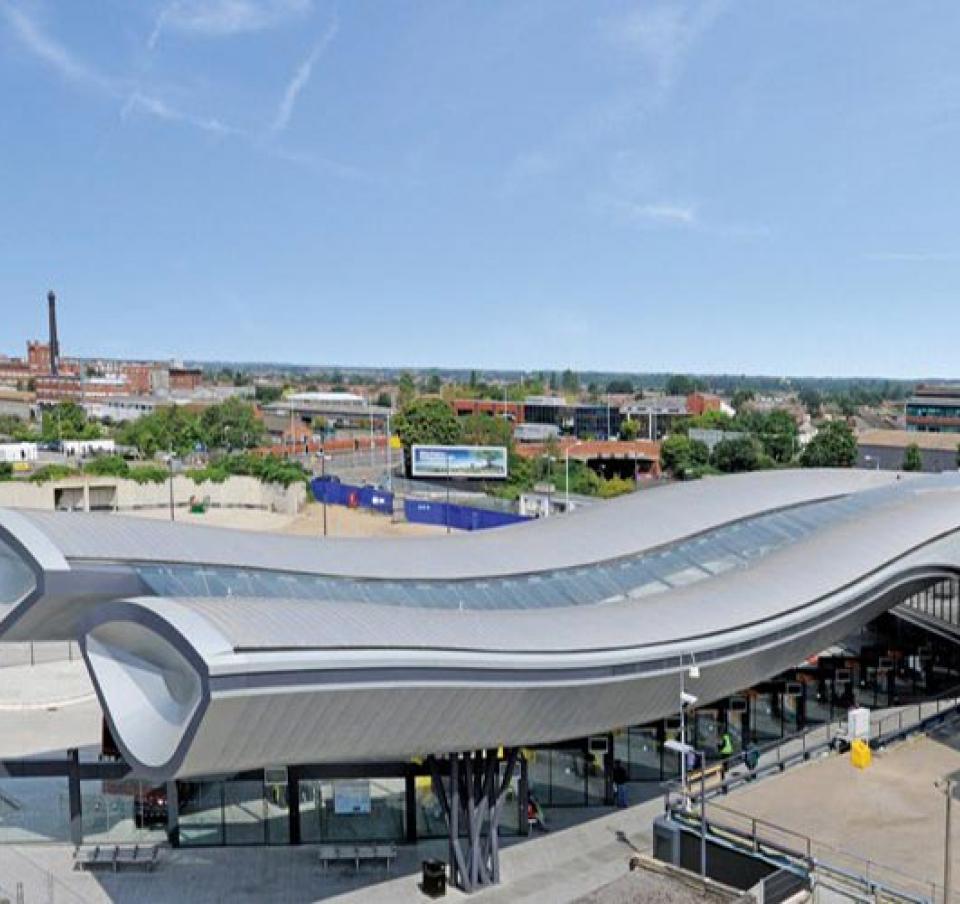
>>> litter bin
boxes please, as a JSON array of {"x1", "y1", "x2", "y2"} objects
[{"x1": 421, "y1": 859, "x2": 447, "y2": 897}]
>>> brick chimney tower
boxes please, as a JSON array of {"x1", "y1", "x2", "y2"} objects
[{"x1": 47, "y1": 290, "x2": 59, "y2": 376}]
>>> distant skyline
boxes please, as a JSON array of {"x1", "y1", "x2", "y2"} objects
[{"x1": 2, "y1": 1, "x2": 959, "y2": 379}]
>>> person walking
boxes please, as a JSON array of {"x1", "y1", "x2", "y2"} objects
[{"x1": 612, "y1": 760, "x2": 629, "y2": 808}]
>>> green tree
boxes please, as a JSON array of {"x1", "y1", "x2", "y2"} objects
[
  {"x1": 116, "y1": 405, "x2": 202, "y2": 458},
  {"x1": 393, "y1": 398, "x2": 463, "y2": 448},
  {"x1": 374, "y1": 391, "x2": 392, "y2": 408},
  {"x1": 619, "y1": 418, "x2": 640, "y2": 441},
  {"x1": 661, "y1": 435, "x2": 710, "y2": 479},
  {"x1": 397, "y1": 372, "x2": 416, "y2": 407},
  {"x1": 254, "y1": 384, "x2": 283, "y2": 405},
  {"x1": 742, "y1": 409, "x2": 799, "y2": 464},
  {"x1": 800, "y1": 420, "x2": 857, "y2": 468},
  {"x1": 199, "y1": 399, "x2": 265, "y2": 450},
  {"x1": 731, "y1": 388, "x2": 755, "y2": 413},
  {"x1": 665, "y1": 374, "x2": 705, "y2": 396},
  {"x1": 41, "y1": 403, "x2": 100, "y2": 442},
  {"x1": 902, "y1": 443, "x2": 922, "y2": 472},
  {"x1": 560, "y1": 369, "x2": 580, "y2": 394},
  {"x1": 0, "y1": 414, "x2": 35, "y2": 441},
  {"x1": 606, "y1": 378, "x2": 634, "y2": 394},
  {"x1": 798, "y1": 388, "x2": 823, "y2": 419},
  {"x1": 0, "y1": 462, "x2": 13, "y2": 480},
  {"x1": 711, "y1": 436, "x2": 761, "y2": 473},
  {"x1": 459, "y1": 414, "x2": 512, "y2": 448}
]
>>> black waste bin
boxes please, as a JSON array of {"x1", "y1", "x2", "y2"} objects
[{"x1": 421, "y1": 859, "x2": 447, "y2": 897}]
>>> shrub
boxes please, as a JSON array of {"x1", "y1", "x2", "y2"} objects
[{"x1": 29, "y1": 464, "x2": 76, "y2": 483}]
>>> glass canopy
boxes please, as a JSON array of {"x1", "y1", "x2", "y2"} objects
[{"x1": 130, "y1": 483, "x2": 905, "y2": 611}]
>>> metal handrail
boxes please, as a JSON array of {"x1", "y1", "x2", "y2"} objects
[
  {"x1": 669, "y1": 800, "x2": 940, "y2": 903},
  {"x1": 660, "y1": 692, "x2": 960, "y2": 904}
]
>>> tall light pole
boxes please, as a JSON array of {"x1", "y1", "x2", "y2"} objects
[
  {"x1": 937, "y1": 776, "x2": 955, "y2": 903},
  {"x1": 386, "y1": 410, "x2": 393, "y2": 493},
  {"x1": 319, "y1": 450, "x2": 329, "y2": 537},
  {"x1": 167, "y1": 454, "x2": 175, "y2": 522},
  {"x1": 564, "y1": 441, "x2": 585, "y2": 513},
  {"x1": 445, "y1": 450, "x2": 451, "y2": 534}
]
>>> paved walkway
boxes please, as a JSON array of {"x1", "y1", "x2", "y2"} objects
[{"x1": 0, "y1": 795, "x2": 665, "y2": 904}]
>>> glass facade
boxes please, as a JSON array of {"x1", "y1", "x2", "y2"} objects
[
  {"x1": 527, "y1": 745, "x2": 606, "y2": 807},
  {"x1": 0, "y1": 776, "x2": 71, "y2": 843},
  {"x1": 130, "y1": 480, "x2": 926, "y2": 613},
  {"x1": 299, "y1": 779, "x2": 405, "y2": 844},
  {"x1": 79, "y1": 779, "x2": 169, "y2": 845}
]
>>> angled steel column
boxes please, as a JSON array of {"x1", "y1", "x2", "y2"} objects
[{"x1": 429, "y1": 750, "x2": 517, "y2": 894}]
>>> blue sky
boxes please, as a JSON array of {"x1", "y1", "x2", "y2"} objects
[{"x1": 1, "y1": 1, "x2": 958, "y2": 378}]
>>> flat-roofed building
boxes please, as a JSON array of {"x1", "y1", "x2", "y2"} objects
[
  {"x1": 906, "y1": 384, "x2": 960, "y2": 433},
  {"x1": 858, "y1": 428, "x2": 960, "y2": 472}
]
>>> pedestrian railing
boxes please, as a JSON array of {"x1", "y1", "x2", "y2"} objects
[
  {"x1": 669, "y1": 801, "x2": 941, "y2": 904},
  {"x1": 0, "y1": 642, "x2": 80, "y2": 670},
  {"x1": 663, "y1": 691, "x2": 960, "y2": 806},
  {"x1": 659, "y1": 691, "x2": 960, "y2": 904}
]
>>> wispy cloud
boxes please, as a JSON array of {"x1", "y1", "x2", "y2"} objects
[
  {"x1": 599, "y1": 196, "x2": 698, "y2": 228},
  {"x1": 600, "y1": 0, "x2": 727, "y2": 94},
  {"x1": 2, "y1": 4, "x2": 237, "y2": 138},
  {"x1": 121, "y1": 92, "x2": 237, "y2": 135},
  {"x1": 3, "y1": 3, "x2": 364, "y2": 180},
  {"x1": 864, "y1": 251, "x2": 960, "y2": 263},
  {"x1": 270, "y1": 17, "x2": 337, "y2": 134},
  {"x1": 597, "y1": 194, "x2": 768, "y2": 238},
  {"x1": 149, "y1": 0, "x2": 312, "y2": 48},
  {"x1": 630, "y1": 202, "x2": 698, "y2": 226},
  {"x1": 2, "y1": 4, "x2": 115, "y2": 95}
]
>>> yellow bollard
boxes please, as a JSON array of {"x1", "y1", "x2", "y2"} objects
[{"x1": 850, "y1": 738, "x2": 872, "y2": 769}]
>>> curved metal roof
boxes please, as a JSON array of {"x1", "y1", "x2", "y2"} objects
[{"x1": 2, "y1": 468, "x2": 958, "y2": 778}]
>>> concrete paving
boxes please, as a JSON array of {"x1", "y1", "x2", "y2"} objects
[
  {"x1": 0, "y1": 797, "x2": 665, "y2": 904},
  {"x1": 714, "y1": 721, "x2": 960, "y2": 897},
  {"x1": 0, "y1": 659, "x2": 101, "y2": 758}
]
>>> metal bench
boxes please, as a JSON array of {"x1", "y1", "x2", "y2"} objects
[
  {"x1": 74, "y1": 843, "x2": 161, "y2": 872},
  {"x1": 317, "y1": 843, "x2": 396, "y2": 872}
]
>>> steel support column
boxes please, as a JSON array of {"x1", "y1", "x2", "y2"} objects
[
  {"x1": 67, "y1": 748, "x2": 82, "y2": 846},
  {"x1": 428, "y1": 748, "x2": 518, "y2": 894}
]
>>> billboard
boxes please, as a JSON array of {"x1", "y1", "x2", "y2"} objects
[{"x1": 411, "y1": 445, "x2": 508, "y2": 480}]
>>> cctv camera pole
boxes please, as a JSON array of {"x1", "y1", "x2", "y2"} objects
[{"x1": 680, "y1": 667, "x2": 688, "y2": 804}]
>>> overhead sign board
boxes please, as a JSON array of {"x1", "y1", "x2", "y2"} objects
[{"x1": 411, "y1": 445, "x2": 508, "y2": 480}]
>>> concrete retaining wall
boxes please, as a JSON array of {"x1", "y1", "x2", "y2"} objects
[{"x1": 0, "y1": 475, "x2": 306, "y2": 515}]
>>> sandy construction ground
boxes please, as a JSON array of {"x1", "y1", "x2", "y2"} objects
[{"x1": 127, "y1": 501, "x2": 447, "y2": 537}]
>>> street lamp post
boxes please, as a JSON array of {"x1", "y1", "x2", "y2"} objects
[
  {"x1": 937, "y1": 777, "x2": 955, "y2": 903},
  {"x1": 386, "y1": 411, "x2": 393, "y2": 493},
  {"x1": 445, "y1": 451, "x2": 451, "y2": 534},
  {"x1": 167, "y1": 455, "x2": 175, "y2": 522},
  {"x1": 564, "y1": 442, "x2": 585, "y2": 513},
  {"x1": 319, "y1": 450, "x2": 330, "y2": 537}
]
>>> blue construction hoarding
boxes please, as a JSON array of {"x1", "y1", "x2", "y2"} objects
[
  {"x1": 403, "y1": 499, "x2": 530, "y2": 531},
  {"x1": 310, "y1": 478, "x2": 394, "y2": 515}
]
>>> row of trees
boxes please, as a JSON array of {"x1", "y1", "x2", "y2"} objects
[
  {"x1": 662, "y1": 420, "x2": 859, "y2": 479},
  {"x1": 115, "y1": 399, "x2": 266, "y2": 458}
]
